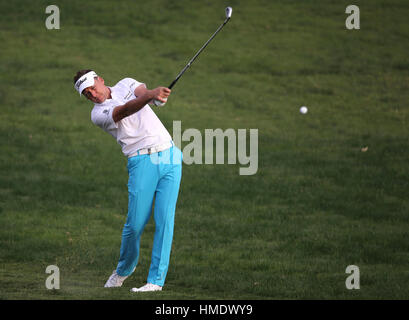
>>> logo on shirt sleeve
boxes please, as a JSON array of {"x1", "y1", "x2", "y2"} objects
[{"x1": 124, "y1": 90, "x2": 132, "y2": 100}]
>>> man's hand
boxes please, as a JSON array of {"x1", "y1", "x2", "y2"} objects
[{"x1": 149, "y1": 87, "x2": 171, "y2": 104}]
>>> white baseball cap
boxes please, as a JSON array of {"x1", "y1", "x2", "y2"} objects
[{"x1": 74, "y1": 71, "x2": 98, "y2": 95}]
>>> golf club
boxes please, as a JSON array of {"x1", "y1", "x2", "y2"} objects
[{"x1": 154, "y1": 7, "x2": 233, "y2": 106}]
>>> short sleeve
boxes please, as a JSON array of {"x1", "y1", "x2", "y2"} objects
[
  {"x1": 121, "y1": 78, "x2": 145, "y2": 93},
  {"x1": 91, "y1": 106, "x2": 118, "y2": 131}
]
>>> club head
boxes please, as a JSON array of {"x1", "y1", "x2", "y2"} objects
[{"x1": 225, "y1": 7, "x2": 233, "y2": 19}]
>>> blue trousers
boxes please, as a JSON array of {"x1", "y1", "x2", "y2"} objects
[{"x1": 116, "y1": 146, "x2": 182, "y2": 286}]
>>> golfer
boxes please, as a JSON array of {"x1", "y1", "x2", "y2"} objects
[{"x1": 73, "y1": 70, "x2": 182, "y2": 292}]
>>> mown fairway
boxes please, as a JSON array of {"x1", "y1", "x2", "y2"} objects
[{"x1": 0, "y1": 0, "x2": 408, "y2": 299}]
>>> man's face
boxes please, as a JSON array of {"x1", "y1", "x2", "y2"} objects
[{"x1": 82, "y1": 77, "x2": 109, "y2": 104}]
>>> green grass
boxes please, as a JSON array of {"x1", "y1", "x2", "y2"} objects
[{"x1": 1, "y1": 0, "x2": 408, "y2": 299}]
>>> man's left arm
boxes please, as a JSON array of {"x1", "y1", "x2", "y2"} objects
[
  {"x1": 134, "y1": 83, "x2": 165, "y2": 107},
  {"x1": 134, "y1": 83, "x2": 149, "y2": 98},
  {"x1": 112, "y1": 86, "x2": 170, "y2": 123}
]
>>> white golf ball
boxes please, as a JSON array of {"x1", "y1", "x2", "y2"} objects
[
  {"x1": 300, "y1": 106, "x2": 308, "y2": 114},
  {"x1": 130, "y1": 287, "x2": 137, "y2": 292}
]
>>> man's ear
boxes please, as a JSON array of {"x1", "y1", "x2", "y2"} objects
[{"x1": 97, "y1": 76, "x2": 104, "y2": 84}]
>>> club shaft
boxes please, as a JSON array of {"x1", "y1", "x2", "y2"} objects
[{"x1": 168, "y1": 17, "x2": 231, "y2": 89}]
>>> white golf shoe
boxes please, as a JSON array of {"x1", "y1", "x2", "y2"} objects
[
  {"x1": 130, "y1": 283, "x2": 163, "y2": 292},
  {"x1": 104, "y1": 270, "x2": 128, "y2": 288}
]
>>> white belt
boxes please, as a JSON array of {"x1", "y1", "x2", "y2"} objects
[{"x1": 128, "y1": 141, "x2": 173, "y2": 158}]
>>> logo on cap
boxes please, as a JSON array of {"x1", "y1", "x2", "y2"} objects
[{"x1": 76, "y1": 77, "x2": 87, "y2": 89}]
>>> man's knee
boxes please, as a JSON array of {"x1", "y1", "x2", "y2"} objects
[{"x1": 122, "y1": 223, "x2": 145, "y2": 237}]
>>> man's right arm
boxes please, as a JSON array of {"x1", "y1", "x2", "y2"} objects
[{"x1": 112, "y1": 86, "x2": 171, "y2": 123}]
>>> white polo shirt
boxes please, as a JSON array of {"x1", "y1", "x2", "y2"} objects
[{"x1": 91, "y1": 78, "x2": 172, "y2": 157}]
